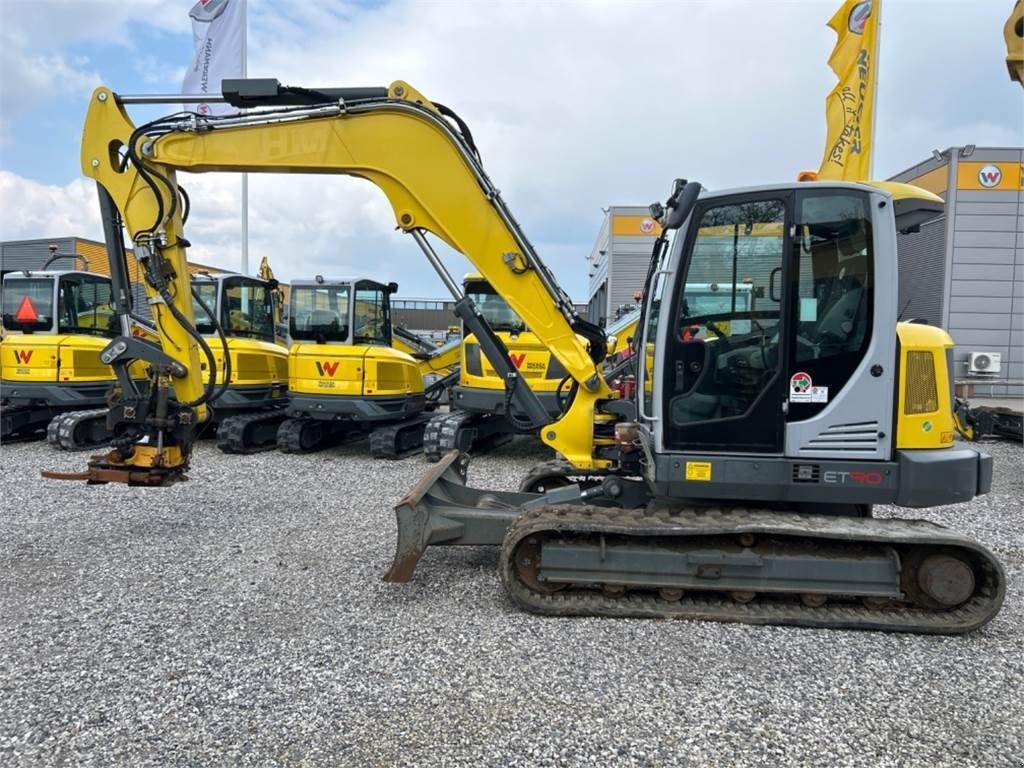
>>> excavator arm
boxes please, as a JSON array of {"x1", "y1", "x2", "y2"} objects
[{"x1": 70, "y1": 79, "x2": 614, "y2": 483}]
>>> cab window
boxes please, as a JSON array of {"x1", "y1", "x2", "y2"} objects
[
  {"x1": 290, "y1": 285, "x2": 350, "y2": 343},
  {"x1": 789, "y1": 191, "x2": 873, "y2": 419},
  {"x1": 2, "y1": 278, "x2": 54, "y2": 332},
  {"x1": 58, "y1": 276, "x2": 117, "y2": 337},
  {"x1": 354, "y1": 282, "x2": 391, "y2": 346}
]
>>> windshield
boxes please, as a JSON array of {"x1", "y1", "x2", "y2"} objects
[
  {"x1": 466, "y1": 280, "x2": 525, "y2": 333},
  {"x1": 290, "y1": 284, "x2": 351, "y2": 343},
  {"x1": 58, "y1": 275, "x2": 117, "y2": 337},
  {"x1": 222, "y1": 278, "x2": 275, "y2": 341},
  {"x1": 354, "y1": 282, "x2": 391, "y2": 346},
  {"x1": 191, "y1": 281, "x2": 220, "y2": 335},
  {"x1": 192, "y1": 278, "x2": 276, "y2": 341},
  {"x1": 682, "y1": 286, "x2": 752, "y2": 318},
  {"x1": 2, "y1": 278, "x2": 54, "y2": 332}
]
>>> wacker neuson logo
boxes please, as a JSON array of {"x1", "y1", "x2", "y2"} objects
[{"x1": 977, "y1": 164, "x2": 1002, "y2": 187}]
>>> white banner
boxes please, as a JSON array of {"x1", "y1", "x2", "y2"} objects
[{"x1": 182, "y1": 0, "x2": 243, "y2": 116}]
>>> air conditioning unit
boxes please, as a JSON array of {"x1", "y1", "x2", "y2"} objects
[{"x1": 968, "y1": 351, "x2": 1001, "y2": 375}]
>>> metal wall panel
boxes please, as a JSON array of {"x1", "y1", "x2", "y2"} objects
[
  {"x1": 950, "y1": 329, "x2": 1010, "y2": 347},
  {"x1": 954, "y1": 248, "x2": 1015, "y2": 264},
  {"x1": 950, "y1": 295, "x2": 1014, "y2": 313},
  {"x1": 954, "y1": 214, "x2": 1017, "y2": 231},
  {"x1": 951, "y1": 263, "x2": 1015, "y2": 281},
  {"x1": 1, "y1": 237, "x2": 76, "y2": 271},
  {"x1": 950, "y1": 280, "x2": 1014, "y2": 297},
  {"x1": 948, "y1": 312, "x2": 1012, "y2": 330},
  {"x1": 953, "y1": 230, "x2": 1017, "y2": 249},
  {"x1": 955, "y1": 201, "x2": 1020, "y2": 215}
]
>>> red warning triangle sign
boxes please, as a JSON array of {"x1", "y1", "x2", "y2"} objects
[{"x1": 14, "y1": 296, "x2": 39, "y2": 323}]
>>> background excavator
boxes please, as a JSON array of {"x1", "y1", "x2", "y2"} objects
[
  {"x1": 276, "y1": 276, "x2": 446, "y2": 457},
  {"x1": 54, "y1": 77, "x2": 1003, "y2": 635},
  {"x1": 424, "y1": 273, "x2": 641, "y2": 461},
  {"x1": 1, "y1": 249, "x2": 150, "y2": 443},
  {"x1": 36, "y1": 268, "x2": 289, "y2": 452}
]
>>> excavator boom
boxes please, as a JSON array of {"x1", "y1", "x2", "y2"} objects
[{"x1": 75, "y1": 79, "x2": 614, "y2": 482}]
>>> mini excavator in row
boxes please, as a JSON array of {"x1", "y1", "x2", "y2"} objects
[
  {"x1": 275, "y1": 276, "x2": 457, "y2": 457},
  {"x1": 50, "y1": 77, "x2": 1004, "y2": 634},
  {"x1": 1, "y1": 256, "x2": 289, "y2": 452}
]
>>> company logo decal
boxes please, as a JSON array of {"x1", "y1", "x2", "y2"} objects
[
  {"x1": 510, "y1": 353, "x2": 526, "y2": 369},
  {"x1": 14, "y1": 349, "x2": 34, "y2": 364},
  {"x1": 639, "y1": 218, "x2": 656, "y2": 235},
  {"x1": 315, "y1": 360, "x2": 340, "y2": 377},
  {"x1": 847, "y1": 1, "x2": 872, "y2": 34},
  {"x1": 977, "y1": 165, "x2": 1002, "y2": 187}
]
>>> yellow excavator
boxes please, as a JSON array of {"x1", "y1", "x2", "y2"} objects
[
  {"x1": 276, "y1": 276, "x2": 451, "y2": 457},
  {"x1": 1, "y1": 248, "x2": 157, "y2": 444},
  {"x1": 52, "y1": 78, "x2": 1004, "y2": 635},
  {"x1": 423, "y1": 273, "x2": 640, "y2": 460}
]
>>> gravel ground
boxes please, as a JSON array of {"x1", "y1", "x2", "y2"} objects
[{"x1": 0, "y1": 436, "x2": 1021, "y2": 767}]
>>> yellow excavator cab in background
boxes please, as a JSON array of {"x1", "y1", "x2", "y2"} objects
[
  {"x1": 1, "y1": 264, "x2": 134, "y2": 443},
  {"x1": 276, "y1": 277, "x2": 442, "y2": 457},
  {"x1": 190, "y1": 272, "x2": 290, "y2": 453},
  {"x1": 60, "y1": 77, "x2": 1002, "y2": 634}
]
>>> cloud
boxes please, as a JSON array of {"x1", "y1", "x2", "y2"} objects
[
  {"x1": 2, "y1": 0, "x2": 1021, "y2": 301},
  {"x1": 0, "y1": 171, "x2": 102, "y2": 238}
]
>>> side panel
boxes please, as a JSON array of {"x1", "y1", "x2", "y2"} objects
[{"x1": 288, "y1": 343, "x2": 366, "y2": 397}]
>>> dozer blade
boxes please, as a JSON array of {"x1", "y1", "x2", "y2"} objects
[{"x1": 383, "y1": 450, "x2": 540, "y2": 582}]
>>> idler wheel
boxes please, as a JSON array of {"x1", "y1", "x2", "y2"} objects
[
  {"x1": 730, "y1": 590, "x2": 755, "y2": 604},
  {"x1": 658, "y1": 588, "x2": 684, "y2": 602},
  {"x1": 916, "y1": 554, "x2": 975, "y2": 608},
  {"x1": 513, "y1": 536, "x2": 564, "y2": 594},
  {"x1": 801, "y1": 593, "x2": 828, "y2": 608}
]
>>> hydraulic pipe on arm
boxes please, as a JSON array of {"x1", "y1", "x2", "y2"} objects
[{"x1": 61, "y1": 78, "x2": 615, "y2": 485}]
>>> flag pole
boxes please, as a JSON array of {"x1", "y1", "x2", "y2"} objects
[
  {"x1": 868, "y1": 0, "x2": 881, "y2": 179},
  {"x1": 240, "y1": 0, "x2": 249, "y2": 274}
]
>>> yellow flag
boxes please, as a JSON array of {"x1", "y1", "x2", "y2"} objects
[{"x1": 818, "y1": 0, "x2": 880, "y2": 180}]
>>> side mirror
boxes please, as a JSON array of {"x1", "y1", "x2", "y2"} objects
[
  {"x1": 387, "y1": 281, "x2": 399, "y2": 294},
  {"x1": 664, "y1": 180, "x2": 703, "y2": 231}
]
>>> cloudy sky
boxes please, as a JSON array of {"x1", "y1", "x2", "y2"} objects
[{"x1": 0, "y1": 0, "x2": 1020, "y2": 300}]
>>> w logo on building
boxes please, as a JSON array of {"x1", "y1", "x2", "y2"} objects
[{"x1": 315, "y1": 360, "x2": 340, "y2": 377}]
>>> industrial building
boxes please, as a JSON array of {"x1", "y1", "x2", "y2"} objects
[
  {"x1": 585, "y1": 206, "x2": 659, "y2": 327},
  {"x1": 890, "y1": 146, "x2": 1023, "y2": 397}
]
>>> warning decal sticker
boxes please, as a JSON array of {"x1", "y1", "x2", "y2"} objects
[{"x1": 790, "y1": 371, "x2": 828, "y2": 403}]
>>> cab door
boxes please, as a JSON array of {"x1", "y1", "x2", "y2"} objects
[{"x1": 661, "y1": 193, "x2": 792, "y2": 453}]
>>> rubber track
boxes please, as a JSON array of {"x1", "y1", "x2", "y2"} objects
[
  {"x1": 46, "y1": 414, "x2": 63, "y2": 447},
  {"x1": 55, "y1": 409, "x2": 111, "y2": 451},
  {"x1": 277, "y1": 417, "x2": 319, "y2": 454},
  {"x1": 369, "y1": 415, "x2": 431, "y2": 460},
  {"x1": 217, "y1": 409, "x2": 288, "y2": 454},
  {"x1": 423, "y1": 411, "x2": 471, "y2": 462},
  {"x1": 499, "y1": 505, "x2": 1006, "y2": 634}
]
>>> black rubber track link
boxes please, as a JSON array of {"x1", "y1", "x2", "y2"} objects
[
  {"x1": 277, "y1": 417, "x2": 326, "y2": 454},
  {"x1": 369, "y1": 415, "x2": 432, "y2": 460},
  {"x1": 55, "y1": 409, "x2": 112, "y2": 451},
  {"x1": 216, "y1": 408, "x2": 288, "y2": 454},
  {"x1": 423, "y1": 411, "x2": 472, "y2": 462},
  {"x1": 499, "y1": 505, "x2": 1006, "y2": 634},
  {"x1": 46, "y1": 414, "x2": 64, "y2": 447}
]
